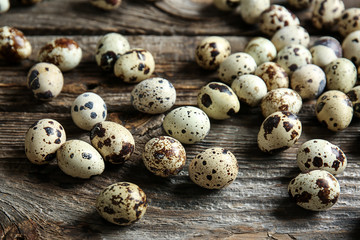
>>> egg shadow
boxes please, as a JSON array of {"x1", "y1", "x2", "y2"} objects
[{"x1": 272, "y1": 198, "x2": 319, "y2": 221}]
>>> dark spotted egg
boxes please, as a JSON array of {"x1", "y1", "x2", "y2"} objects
[
  {"x1": 297, "y1": 139, "x2": 347, "y2": 175},
  {"x1": 27, "y1": 63, "x2": 64, "y2": 101},
  {"x1": 288, "y1": 170, "x2": 340, "y2": 211},
  {"x1": 311, "y1": 0, "x2": 344, "y2": 30},
  {"x1": 0, "y1": 0, "x2": 9, "y2": 13},
  {"x1": 71, "y1": 92, "x2": 107, "y2": 131},
  {"x1": 255, "y1": 62, "x2": 289, "y2": 91},
  {"x1": 0, "y1": 26, "x2": 32, "y2": 62},
  {"x1": 188, "y1": 147, "x2": 238, "y2": 189},
  {"x1": 276, "y1": 44, "x2": 312, "y2": 75},
  {"x1": 195, "y1": 36, "x2": 231, "y2": 70},
  {"x1": 38, "y1": 38, "x2": 82, "y2": 72},
  {"x1": 114, "y1": 48, "x2": 155, "y2": 83},
  {"x1": 90, "y1": 0, "x2": 122, "y2": 10},
  {"x1": 90, "y1": 121, "x2": 135, "y2": 164},
  {"x1": 163, "y1": 106, "x2": 210, "y2": 144},
  {"x1": 131, "y1": 77, "x2": 176, "y2": 114},
  {"x1": 338, "y1": 8, "x2": 360, "y2": 37},
  {"x1": 25, "y1": 119, "x2": 66, "y2": 165},
  {"x1": 257, "y1": 111, "x2": 302, "y2": 154},
  {"x1": 342, "y1": 31, "x2": 360, "y2": 68},
  {"x1": 95, "y1": 32, "x2": 130, "y2": 71},
  {"x1": 96, "y1": 182, "x2": 147, "y2": 225},
  {"x1": 197, "y1": 82, "x2": 240, "y2": 120},
  {"x1": 347, "y1": 86, "x2": 360, "y2": 118},
  {"x1": 57, "y1": 140, "x2": 104, "y2": 179},
  {"x1": 142, "y1": 136, "x2": 186, "y2": 177},
  {"x1": 324, "y1": 58, "x2": 357, "y2": 93}
]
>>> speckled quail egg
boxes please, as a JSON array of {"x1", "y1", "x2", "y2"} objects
[
  {"x1": 25, "y1": 119, "x2": 66, "y2": 165},
  {"x1": 255, "y1": 62, "x2": 289, "y2": 91},
  {"x1": 163, "y1": 106, "x2": 210, "y2": 144},
  {"x1": 338, "y1": 8, "x2": 360, "y2": 37},
  {"x1": 26, "y1": 62, "x2": 63, "y2": 101},
  {"x1": 142, "y1": 136, "x2": 186, "y2": 177},
  {"x1": 288, "y1": 170, "x2": 340, "y2": 211},
  {"x1": 38, "y1": 38, "x2": 82, "y2": 72},
  {"x1": 316, "y1": 90, "x2": 353, "y2": 131},
  {"x1": 244, "y1": 37, "x2": 276, "y2": 65},
  {"x1": 271, "y1": 26, "x2": 310, "y2": 52},
  {"x1": 276, "y1": 44, "x2": 312, "y2": 75},
  {"x1": 195, "y1": 36, "x2": 231, "y2": 70},
  {"x1": 20, "y1": 0, "x2": 42, "y2": 4},
  {"x1": 131, "y1": 77, "x2": 176, "y2": 114},
  {"x1": 71, "y1": 92, "x2": 107, "y2": 131},
  {"x1": 213, "y1": 0, "x2": 240, "y2": 11},
  {"x1": 90, "y1": 121, "x2": 135, "y2": 164},
  {"x1": 310, "y1": 45, "x2": 338, "y2": 68},
  {"x1": 347, "y1": 86, "x2": 360, "y2": 118},
  {"x1": 96, "y1": 182, "x2": 147, "y2": 226},
  {"x1": 258, "y1": 111, "x2": 301, "y2": 154},
  {"x1": 259, "y1": 5, "x2": 300, "y2": 36},
  {"x1": 95, "y1": 33, "x2": 130, "y2": 71},
  {"x1": 291, "y1": 64, "x2": 326, "y2": 100},
  {"x1": 260, "y1": 88, "x2": 302, "y2": 118},
  {"x1": 189, "y1": 147, "x2": 238, "y2": 189},
  {"x1": 231, "y1": 74, "x2": 267, "y2": 107},
  {"x1": 57, "y1": 140, "x2": 104, "y2": 179},
  {"x1": 297, "y1": 139, "x2": 347, "y2": 175},
  {"x1": 342, "y1": 30, "x2": 360, "y2": 67},
  {"x1": 218, "y1": 52, "x2": 257, "y2": 84},
  {"x1": 240, "y1": 0, "x2": 270, "y2": 25},
  {"x1": 197, "y1": 82, "x2": 240, "y2": 120},
  {"x1": 90, "y1": 0, "x2": 122, "y2": 10},
  {"x1": 312, "y1": 0, "x2": 345, "y2": 30},
  {"x1": 313, "y1": 36, "x2": 342, "y2": 58},
  {"x1": 0, "y1": 26, "x2": 32, "y2": 62},
  {"x1": 0, "y1": 0, "x2": 10, "y2": 13},
  {"x1": 287, "y1": 0, "x2": 312, "y2": 9},
  {"x1": 324, "y1": 58, "x2": 357, "y2": 93},
  {"x1": 114, "y1": 48, "x2": 155, "y2": 83}
]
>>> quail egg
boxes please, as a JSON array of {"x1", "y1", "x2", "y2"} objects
[
  {"x1": 195, "y1": 36, "x2": 231, "y2": 70},
  {"x1": 338, "y1": 8, "x2": 360, "y2": 37},
  {"x1": 231, "y1": 74, "x2": 267, "y2": 107},
  {"x1": 257, "y1": 111, "x2": 302, "y2": 154},
  {"x1": 57, "y1": 140, "x2": 105, "y2": 179},
  {"x1": 95, "y1": 33, "x2": 130, "y2": 71},
  {"x1": 347, "y1": 86, "x2": 360, "y2": 118},
  {"x1": 0, "y1": 0, "x2": 9, "y2": 13},
  {"x1": 312, "y1": 0, "x2": 345, "y2": 30},
  {"x1": 316, "y1": 90, "x2": 353, "y2": 131},
  {"x1": 0, "y1": 26, "x2": 32, "y2": 62},
  {"x1": 310, "y1": 45, "x2": 338, "y2": 68},
  {"x1": 271, "y1": 26, "x2": 310, "y2": 52},
  {"x1": 342, "y1": 30, "x2": 360, "y2": 67},
  {"x1": 244, "y1": 37, "x2": 276, "y2": 65},
  {"x1": 114, "y1": 48, "x2": 155, "y2": 83},
  {"x1": 197, "y1": 82, "x2": 240, "y2": 120},
  {"x1": 38, "y1": 38, "x2": 82, "y2": 72},
  {"x1": 313, "y1": 36, "x2": 342, "y2": 58},
  {"x1": 142, "y1": 136, "x2": 186, "y2": 177},
  {"x1": 163, "y1": 106, "x2": 210, "y2": 144},
  {"x1": 90, "y1": 0, "x2": 122, "y2": 10},
  {"x1": 131, "y1": 77, "x2": 176, "y2": 114},
  {"x1": 255, "y1": 62, "x2": 289, "y2": 91},
  {"x1": 260, "y1": 88, "x2": 302, "y2": 118},
  {"x1": 27, "y1": 62, "x2": 64, "y2": 101},
  {"x1": 297, "y1": 139, "x2": 347, "y2": 175},
  {"x1": 189, "y1": 147, "x2": 238, "y2": 189},
  {"x1": 324, "y1": 58, "x2": 357, "y2": 93},
  {"x1": 213, "y1": 0, "x2": 240, "y2": 11},
  {"x1": 96, "y1": 182, "x2": 147, "y2": 225},
  {"x1": 290, "y1": 64, "x2": 326, "y2": 100},
  {"x1": 90, "y1": 121, "x2": 135, "y2": 164},
  {"x1": 259, "y1": 5, "x2": 300, "y2": 36},
  {"x1": 218, "y1": 52, "x2": 257, "y2": 84},
  {"x1": 288, "y1": 170, "x2": 340, "y2": 211},
  {"x1": 240, "y1": 0, "x2": 270, "y2": 25},
  {"x1": 276, "y1": 44, "x2": 312, "y2": 75},
  {"x1": 71, "y1": 92, "x2": 107, "y2": 131},
  {"x1": 25, "y1": 119, "x2": 66, "y2": 165}
]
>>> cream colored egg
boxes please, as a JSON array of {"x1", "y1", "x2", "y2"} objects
[
  {"x1": 276, "y1": 44, "x2": 312, "y2": 75},
  {"x1": 310, "y1": 45, "x2": 338, "y2": 68},
  {"x1": 0, "y1": 26, "x2": 32, "y2": 62},
  {"x1": 255, "y1": 62, "x2": 289, "y2": 91},
  {"x1": 312, "y1": 0, "x2": 344, "y2": 29},
  {"x1": 271, "y1": 26, "x2": 310, "y2": 52},
  {"x1": 0, "y1": 0, "x2": 10, "y2": 13},
  {"x1": 231, "y1": 74, "x2": 267, "y2": 107},
  {"x1": 240, "y1": 0, "x2": 270, "y2": 25},
  {"x1": 342, "y1": 30, "x2": 360, "y2": 67},
  {"x1": 338, "y1": 8, "x2": 360, "y2": 37},
  {"x1": 245, "y1": 37, "x2": 276, "y2": 65},
  {"x1": 324, "y1": 58, "x2": 357, "y2": 93}
]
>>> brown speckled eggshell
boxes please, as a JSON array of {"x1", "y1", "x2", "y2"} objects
[
  {"x1": 311, "y1": 0, "x2": 344, "y2": 30},
  {"x1": 338, "y1": 8, "x2": 360, "y2": 37},
  {"x1": 255, "y1": 62, "x2": 289, "y2": 91},
  {"x1": 0, "y1": 26, "x2": 32, "y2": 62},
  {"x1": 189, "y1": 147, "x2": 238, "y2": 189},
  {"x1": 347, "y1": 86, "x2": 360, "y2": 118},
  {"x1": 96, "y1": 182, "x2": 147, "y2": 226},
  {"x1": 90, "y1": 121, "x2": 135, "y2": 164},
  {"x1": 288, "y1": 170, "x2": 340, "y2": 211},
  {"x1": 143, "y1": 136, "x2": 186, "y2": 177},
  {"x1": 276, "y1": 44, "x2": 312, "y2": 75}
]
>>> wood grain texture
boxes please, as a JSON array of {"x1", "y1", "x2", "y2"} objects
[{"x1": 1, "y1": 0, "x2": 360, "y2": 239}]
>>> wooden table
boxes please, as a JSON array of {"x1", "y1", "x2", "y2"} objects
[{"x1": 1, "y1": 0, "x2": 360, "y2": 239}]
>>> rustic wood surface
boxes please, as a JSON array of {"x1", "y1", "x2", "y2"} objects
[{"x1": 1, "y1": 0, "x2": 360, "y2": 239}]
